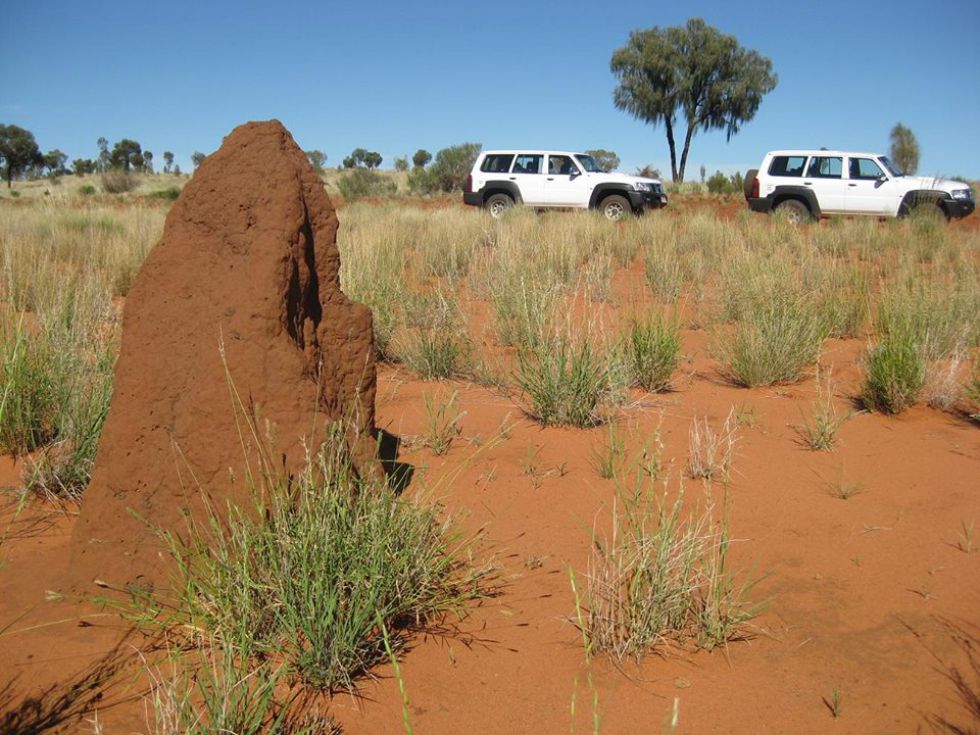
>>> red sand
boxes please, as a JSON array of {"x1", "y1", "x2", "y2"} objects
[{"x1": 1, "y1": 198, "x2": 978, "y2": 734}]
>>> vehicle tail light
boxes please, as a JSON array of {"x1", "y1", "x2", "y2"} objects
[
  {"x1": 750, "y1": 177, "x2": 759, "y2": 199},
  {"x1": 464, "y1": 174, "x2": 472, "y2": 193}
]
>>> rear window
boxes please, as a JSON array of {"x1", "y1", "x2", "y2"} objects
[
  {"x1": 768, "y1": 155, "x2": 807, "y2": 177},
  {"x1": 480, "y1": 154, "x2": 514, "y2": 174}
]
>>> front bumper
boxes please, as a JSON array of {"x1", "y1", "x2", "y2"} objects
[
  {"x1": 629, "y1": 189, "x2": 668, "y2": 212},
  {"x1": 945, "y1": 198, "x2": 975, "y2": 219}
]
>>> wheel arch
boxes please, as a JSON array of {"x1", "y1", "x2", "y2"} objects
[
  {"x1": 589, "y1": 183, "x2": 635, "y2": 210},
  {"x1": 771, "y1": 186, "x2": 821, "y2": 217},
  {"x1": 481, "y1": 180, "x2": 523, "y2": 205}
]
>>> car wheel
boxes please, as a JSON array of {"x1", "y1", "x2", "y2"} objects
[
  {"x1": 909, "y1": 201, "x2": 948, "y2": 223},
  {"x1": 601, "y1": 194, "x2": 631, "y2": 221},
  {"x1": 485, "y1": 193, "x2": 514, "y2": 218},
  {"x1": 773, "y1": 199, "x2": 810, "y2": 224}
]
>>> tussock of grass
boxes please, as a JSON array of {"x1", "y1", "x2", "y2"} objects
[
  {"x1": 620, "y1": 313, "x2": 680, "y2": 393},
  {"x1": 573, "y1": 477, "x2": 759, "y2": 660},
  {"x1": 514, "y1": 334, "x2": 607, "y2": 428},
  {"x1": 861, "y1": 335, "x2": 926, "y2": 414},
  {"x1": 128, "y1": 424, "x2": 491, "y2": 692}
]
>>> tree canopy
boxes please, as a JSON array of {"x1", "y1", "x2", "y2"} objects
[
  {"x1": 611, "y1": 18, "x2": 777, "y2": 182},
  {"x1": 0, "y1": 124, "x2": 42, "y2": 188},
  {"x1": 584, "y1": 149, "x2": 620, "y2": 173},
  {"x1": 110, "y1": 139, "x2": 144, "y2": 171},
  {"x1": 889, "y1": 123, "x2": 919, "y2": 174}
]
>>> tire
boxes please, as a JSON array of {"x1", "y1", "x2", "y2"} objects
[
  {"x1": 773, "y1": 198, "x2": 810, "y2": 224},
  {"x1": 484, "y1": 193, "x2": 514, "y2": 218},
  {"x1": 743, "y1": 169, "x2": 758, "y2": 199},
  {"x1": 909, "y1": 201, "x2": 948, "y2": 223},
  {"x1": 600, "y1": 194, "x2": 631, "y2": 221}
]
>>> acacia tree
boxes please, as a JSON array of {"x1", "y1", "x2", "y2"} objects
[
  {"x1": 611, "y1": 18, "x2": 777, "y2": 182},
  {"x1": 110, "y1": 139, "x2": 143, "y2": 171},
  {"x1": 889, "y1": 123, "x2": 919, "y2": 174},
  {"x1": 585, "y1": 149, "x2": 620, "y2": 172},
  {"x1": 305, "y1": 149, "x2": 327, "y2": 174},
  {"x1": 191, "y1": 151, "x2": 206, "y2": 170},
  {"x1": 163, "y1": 151, "x2": 174, "y2": 173},
  {"x1": 0, "y1": 124, "x2": 42, "y2": 188},
  {"x1": 412, "y1": 149, "x2": 432, "y2": 169}
]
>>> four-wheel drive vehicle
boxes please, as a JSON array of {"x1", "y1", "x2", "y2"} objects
[
  {"x1": 744, "y1": 150, "x2": 975, "y2": 223},
  {"x1": 463, "y1": 150, "x2": 667, "y2": 219}
]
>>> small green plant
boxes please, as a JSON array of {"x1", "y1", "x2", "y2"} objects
[
  {"x1": 592, "y1": 422, "x2": 626, "y2": 479},
  {"x1": 964, "y1": 364, "x2": 980, "y2": 424},
  {"x1": 620, "y1": 313, "x2": 681, "y2": 392},
  {"x1": 798, "y1": 367, "x2": 851, "y2": 450},
  {"x1": 514, "y1": 334, "x2": 607, "y2": 428},
  {"x1": 687, "y1": 409, "x2": 738, "y2": 482},
  {"x1": 422, "y1": 391, "x2": 464, "y2": 455},
  {"x1": 78, "y1": 184, "x2": 97, "y2": 196},
  {"x1": 336, "y1": 168, "x2": 397, "y2": 200},
  {"x1": 824, "y1": 687, "x2": 843, "y2": 719},
  {"x1": 957, "y1": 520, "x2": 975, "y2": 554},
  {"x1": 861, "y1": 336, "x2": 926, "y2": 414},
  {"x1": 147, "y1": 186, "x2": 181, "y2": 201},
  {"x1": 825, "y1": 471, "x2": 863, "y2": 500}
]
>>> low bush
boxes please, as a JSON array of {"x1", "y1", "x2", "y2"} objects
[
  {"x1": 147, "y1": 186, "x2": 181, "y2": 200},
  {"x1": 336, "y1": 168, "x2": 397, "y2": 200},
  {"x1": 100, "y1": 169, "x2": 139, "y2": 194},
  {"x1": 78, "y1": 184, "x2": 97, "y2": 196}
]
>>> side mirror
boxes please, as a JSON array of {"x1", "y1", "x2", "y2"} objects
[{"x1": 569, "y1": 169, "x2": 581, "y2": 179}]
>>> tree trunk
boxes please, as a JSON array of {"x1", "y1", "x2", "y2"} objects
[
  {"x1": 665, "y1": 118, "x2": 679, "y2": 183},
  {"x1": 678, "y1": 124, "x2": 696, "y2": 183}
]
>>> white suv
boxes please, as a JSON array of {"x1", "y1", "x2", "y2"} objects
[
  {"x1": 745, "y1": 150, "x2": 975, "y2": 223},
  {"x1": 463, "y1": 150, "x2": 667, "y2": 219}
]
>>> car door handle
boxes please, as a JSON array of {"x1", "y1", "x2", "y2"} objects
[
  {"x1": 509, "y1": 177, "x2": 517, "y2": 181},
  {"x1": 848, "y1": 183, "x2": 857, "y2": 187},
  {"x1": 804, "y1": 182, "x2": 813, "y2": 186},
  {"x1": 546, "y1": 177, "x2": 555, "y2": 181}
]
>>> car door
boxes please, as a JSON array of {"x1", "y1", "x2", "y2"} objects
[
  {"x1": 542, "y1": 154, "x2": 591, "y2": 206},
  {"x1": 508, "y1": 153, "x2": 546, "y2": 206},
  {"x1": 845, "y1": 156, "x2": 899, "y2": 215},
  {"x1": 803, "y1": 155, "x2": 846, "y2": 213}
]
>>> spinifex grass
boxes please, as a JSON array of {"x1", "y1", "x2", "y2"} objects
[
  {"x1": 620, "y1": 313, "x2": 681, "y2": 393},
  {"x1": 718, "y1": 292, "x2": 827, "y2": 387},
  {"x1": 861, "y1": 335, "x2": 926, "y2": 414},
  {"x1": 514, "y1": 333, "x2": 607, "y2": 428},
  {"x1": 129, "y1": 423, "x2": 492, "y2": 693},
  {"x1": 422, "y1": 390, "x2": 464, "y2": 455},
  {"x1": 573, "y1": 475, "x2": 759, "y2": 660}
]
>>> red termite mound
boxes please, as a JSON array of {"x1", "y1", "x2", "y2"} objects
[{"x1": 68, "y1": 120, "x2": 378, "y2": 590}]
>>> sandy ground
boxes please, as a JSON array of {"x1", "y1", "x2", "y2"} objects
[{"x1": 1, "y1": 199, "x2": 978, "y2": 734}]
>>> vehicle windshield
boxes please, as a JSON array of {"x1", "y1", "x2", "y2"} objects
[
  {"x1": 575, "y1": 154, "x2": 603, "y2": 173},
  {"x1": 878, "y1": 156, "x2": 904, "y2": 177}
]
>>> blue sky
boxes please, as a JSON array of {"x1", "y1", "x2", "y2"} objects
[{"x1": 2, "y1": 0, "x2": 979, "y2": 179}]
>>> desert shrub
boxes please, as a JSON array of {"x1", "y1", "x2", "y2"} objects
[
  {"x1": 706, "y1": 170, "x2": 740, "y2": 195},
  {"x1": 336, "y1": 168, "x2": 397, "y2": 200},
  {"x1": 861, "y1": 335, "x2": 927, "y2": 414},
  {"x1": 572, "y1": 478, "x2": 759, "y2": 660},
  {"x1": 147, "y1": 186, "x2": 181, "y2": 200},
  {"x1": 644, "y1": 241, "x2": 683, "y2": 302},
  {"x1": 620, "y1": 313, "x2": 680, "y2": 392},
  {"x1": 965, "y1": 364, "x2": 980, "y2": 423},
  {"x1": 78, "y1": 184, "x2": 96, "y2": 196},
  {"x1": 489, "y1": 267, "x2": 562, "y2": 350},
  {"x1": 877, "y1": 280, "x2": 977, "y2": 360},
  {"x1": 514, "y1": 334, "x2": 607, "y2": 427},
  {"x1": 100, "y1": 169, "x2": 139, "y2": 193},
  {"x1": 719, "y1": 293, "x2": 827, "y2": 387},
  {"x1": 133, "y1": 424, "x2": 491, "y2": 692}
]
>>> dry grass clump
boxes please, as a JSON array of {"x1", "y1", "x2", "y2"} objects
[
  {"x1": 687, "y1": 409, "x2": 738, "y2": 481},
  {"x1": 572, "y1": 478, "x2": 758, "y2": 660},
  {"x1": 619, "y1": 312, "x2": 681, "y2": 392}
]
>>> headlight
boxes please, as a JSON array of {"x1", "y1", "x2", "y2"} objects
[
  {"x1": 951, "y1": 188, "x2": 973, "y2": 200},
  {"x1": 634, "y1": 182, "x2": 654, "y2": 192}
]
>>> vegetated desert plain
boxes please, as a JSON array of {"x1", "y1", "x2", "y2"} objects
[{"x1": 1, "y1": 183, "x2": 979, "y2": 735}]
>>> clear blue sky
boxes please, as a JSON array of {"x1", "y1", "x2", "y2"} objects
[{"x1": 2, "y1": 0, "x2": 979, "y2": 179}]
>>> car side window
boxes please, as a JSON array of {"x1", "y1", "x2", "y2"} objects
[
  {"x1": 480, "y1": 154, "x2": 515, "y2": 174},
  {"x1": 806, "y1": 156, "x2": 842, "y2": 179},
  {"x1": 768, "y1": 155, "x2": 807, "y2": 177},
  {"x1": 849, "y1": 158, "x2": 884, "y2": 180},
  {"x1": 548, "y1": 155, "x2": 579, "y2": 176},
  {"x1": 513, "y1": 154, "x2": 543, "y2": 175}
]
